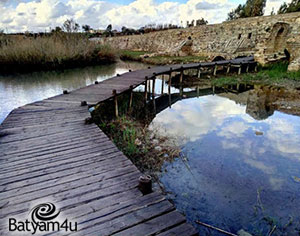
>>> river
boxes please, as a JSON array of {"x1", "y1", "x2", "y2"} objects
[{"x1": 0, "y1": 61, "x2": 148, "y2": 124}]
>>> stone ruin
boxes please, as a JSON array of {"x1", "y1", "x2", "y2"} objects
[{"x1": 101, "y1": 12, "x2": 300, "y2": 71}]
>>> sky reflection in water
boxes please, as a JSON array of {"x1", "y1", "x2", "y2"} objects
[{"x1": 151, "y1": 94, "x2": 300, "y2": 235}]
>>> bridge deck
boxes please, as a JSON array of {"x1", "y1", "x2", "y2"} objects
[{"x1": 0, "y1": 57, "x2": 254, "y2": 235}]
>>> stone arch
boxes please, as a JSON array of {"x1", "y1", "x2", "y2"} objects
[
  {"x1": 266, "y1": 22, "x2": 291, "y2": 54},
  {"x1": 212, "y1": 56, "x2": 226, "y2": 62}
]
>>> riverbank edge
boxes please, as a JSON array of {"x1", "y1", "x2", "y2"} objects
[{"x1": 119, "y1": 50, "x2": 207, "y2": 65}]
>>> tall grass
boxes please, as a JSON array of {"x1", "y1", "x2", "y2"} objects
[{"x1": 0, "y1": 33, "x2": 116, "y2": 74}]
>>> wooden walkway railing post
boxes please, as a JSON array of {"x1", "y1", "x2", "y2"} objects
[
  {"x1": 227, "y1": 62, "x2": 231, "y2": 74},
  {"x1": 112, "y1": 89, "x2": 118, "y2": 118},
  {"x1": 168, "y1": 68, "x2": 172, "y2": 95},
  {"x1": 238, "y1": 62, "x2": 242, "y2": 75},
  {"x1": 180, "y1": 67, "x2": 183, "y2": 97},
  {"x1": 161, "y1": 75, "x2": 164, "y2": 95},
  {"x1": 213, "y1": 63, "x2": 218, "y2": 76},
  {"x1": 197, "y1": 66, "x2": 201, "y2": 78},
  {"x1": 144, "y1": 76, "x2": 148, "y2": 103},
  {"x1": 152, "y1": 74, "x2": 156, "y2": 100},
  {"x1": 129, "y1": 85, "x2": 133, "y2": 113},
  {"x1": 152, "y1": 75, "x2": 156, "y2": 112},
  {"x1": 168, "y1": 68, "x2": 172, "y2": 107}
]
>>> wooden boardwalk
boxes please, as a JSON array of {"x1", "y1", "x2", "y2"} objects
[{"x1": 0, "y1": 57, "x2": 254, "y2": 236}]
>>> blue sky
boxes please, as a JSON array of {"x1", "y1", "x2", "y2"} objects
[{"x1": 0, "y1": 0, "x2": 287, "y2": 32}]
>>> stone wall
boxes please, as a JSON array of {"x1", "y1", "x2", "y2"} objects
[{"x1": 100, "y1": 12, "x2": 300, "y2": 71}]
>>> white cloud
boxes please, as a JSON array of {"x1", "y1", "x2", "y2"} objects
[
  {"x1": 150, "y1": 95, "x2": 246, "y2": 143},
  {"x1": 0, "y1": 0, "x2": 235, "y2": 32},
  {"x1": 265, "y1": 0, "x2": 292, "y2": 15},
  {"x1": 0, "y1": 0, "x2": 293, "y2": 32}
]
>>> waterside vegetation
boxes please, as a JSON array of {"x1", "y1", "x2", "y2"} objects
[
  {"x1": 212, "y1": 62, "x2": 300, "y2": 87},
  {"x1": 0, "y1": 33, "x2": 116, "y2": 74},
  {"x1": 119, "y1": 50, "x2": 207, "y2": 65},
  {"x1": 92, "y1": 92, "x2": 180, "y2": 174}
]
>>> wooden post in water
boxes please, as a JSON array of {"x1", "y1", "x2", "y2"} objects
[
  {"x1": 238, "y1": 63, "x2": 242, "y2": 75},
  {"x1": 152, "y1": 77, "x2": 156, "y2": 100},
  {"x1": 227, "y1": 63, "x2": 231, "y2": 74},
  {"x1": 213, "y1": 63, "x2": 217, "y2": 76},
  {"x1": 152, "y1": 78, "x2": 156, "y2": 114},
  {"x1": 212, "y1": 85, "x2": 215, "y2": 95},
  {"x1": 168, "y1": 68, "x2": 172, "y2": 107},
  {"x1": 246, "y1": 64, "x2": 249, "y2": 73},
  {"x1": 180, "y1": 68, "x2": 183, "y2": 83},
  {"x1": 112, "y1": 89, "x2": 118, "y2": 118},
  {"x1": 129, "y1": 85, "x2": 133, "y2": 113},
  {"x1": 147, "y1": 79, "x2": 151, "y2": 95},
  {"x1": 197, "y1": 66, "x2": 201, "y2": 78},
  {"x1": 144, "y1": 77, "x2": 148, "y2": 103},
  {"x1": 168, "y1": 69, "x2": 172, "y2": 95},
  {"x1": 161, "y1": 75, "x2": 165, "y2": 95},
  {"x1": 197, "y1": 86, "x2": 200, "y2": 97},
  {"x1": 180, "y1": 67, "x2": 183, "y2": 98}
]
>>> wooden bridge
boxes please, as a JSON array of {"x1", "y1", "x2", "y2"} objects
[{"x1": 0, "y1": 57, "x2": 255, "y2": 235}]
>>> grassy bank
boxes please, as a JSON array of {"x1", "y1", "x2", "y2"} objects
[
  {"x1": 91, "y1": 92, "x2": 180, "y2": 173},
  {"x1": 99, "y1": 116, "x2": 178, "y2": 173},
  {"x1": 212, "y1": 62, "x2": 300, "y2": 87},
  {"x1": 120, "y1": 50, "x2": 207, "y2": 65},
  {"x1": 0, "y1": 33, "x2": 116, "y2": 74}
]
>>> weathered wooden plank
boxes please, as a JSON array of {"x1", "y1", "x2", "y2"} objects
[
  {"x1": 111, "y1": 210, "x2": 187, "y2": 236},
  {"x1": 0, "y1": 149, "x2": 127, "y2": 190},
  {"x1": 156, "y1": 223, "x2": 199, "y2": 236},
  {"x1": 0, "y1": 145, "x2": 120, "y2": 174},
  {"x1": 0, "y1": 170, "x2": 140, "y2": 209},
  {"x1": 70, "y1": 200, "x2": 175, "y2": 236}
]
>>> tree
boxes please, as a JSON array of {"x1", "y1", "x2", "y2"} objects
[
  {"x1": 278, "y1": 0, "x2": 300, "y2": 14},
  {"x1": 82, "y1": 24, "x2": 91, "y2": 32},
  {"x1": 51, "y1": 26, "x2": 62, "y2": 33},
  {"x1": 227, "y1": 0, "x2": 266, "y2": 20},
  {"x1": 62, "y1": 19, "x2": 80, "y2": 33},
  {"x1": 196, "y1": 18, "x2": 208, "y2": 26},
  {"x1": 106, "y1": 24, "x2": 112, "y2": 33}
]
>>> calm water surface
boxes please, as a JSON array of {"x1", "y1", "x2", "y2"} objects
[
  {"x1": 150, "y1": 88, "x2": 300, "y2": 235},
  {"x1": 0, "y1": 61, "x2": 147, "y2": 124}
]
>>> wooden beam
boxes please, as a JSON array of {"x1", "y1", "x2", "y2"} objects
[
  {"x1": 152, "y1": 77, "x2": 156, "y2": 100},
  {"x1": 144, "y1": 77, "x2": 148, "y2": 102},
  {"x1": 161, "y1": 75, "x2": 164, "y2": 95},
  {"x1": 168, "y1": 71, "x2": 172, "y2": 95},
  {"x1": 213, "y1": 63, "x2": 217, "y2": 76},
  {"x1": 112, "y1": 89, "x2": 118, "y2": 118},
  {"x1": 180, "y1": 68, "x2": 183, "y2": 83},
  {"x1": 227, "y1": 63, "x2": 231, "y2": 74},
  {"x1": 168, "y1": 70, "x2": 172, "y2": 108},
  {"x1": 129, "y1": 85, "x2": 133, "y2": 113},
  {"x1": 238, "y1": 63, "x2": 242, "y2": 75},
  {"x1": 197, "y1": 67, "x2": 201, "y2": 78}
]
